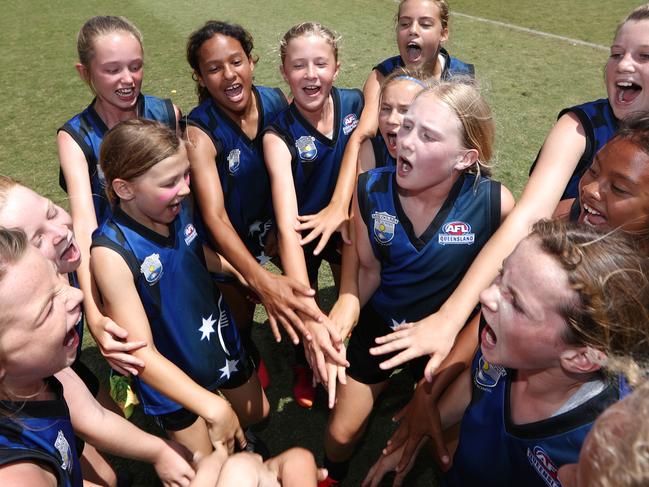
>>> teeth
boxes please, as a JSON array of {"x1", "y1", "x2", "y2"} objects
[
  {"x1": 116, "y1": 88, "x2": 133, "y2": 96},
  {"x1": 618, "y1": 81, "x2": 633, "y2": 88},
  {"x1": 485, "y1": 326, "x2": 496, "y2": 346},
  {"x1": 225, "y1": 84, "x2": 241, "y2": 93},
  {"x1": 583, "y1": 203, "x2": 601, "y2": 216}
]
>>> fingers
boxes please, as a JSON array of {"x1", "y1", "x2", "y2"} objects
[
  {"x1": 267, "y1": 316, "x2": 283, "y2": 343},
  {"x1": 298, "y1": 226, "x2": 325, "y2": 248},
  {"x1": 321, "y1": 341, "x2": 349, "y2": 368},
  {"x1": 105, "y1": 352, "x2": 145, "y2": 371},
  {"x1": 106, "y1": 362, "x2": 132, "y2": 376},
  {"x1": 316, "y1": 468, "x2": 328, "y2": 482},
  {"x1": 104, "y1": 320, "x2": 129, "y2": 339},
  {"x1": 105, "y1": 338, "x2": 148, "y2": 354},
  {"x1": 372, "y1": 324, "x2": 415, "y2": 345},
  {"x1": 339, "y1": 221, "x2": 352, "y2": 245},
  {"x1": 276, "y1": 314, "x2": 301, "y2": 344},
  {"x1": 378, "y1": 349, "x2": 418, "y2": 371},
  {"x1": 235, "y1": 426, "x2": 247, "y2": 452},
  {"x1": 424, "y1": 355, "x2": 444, "y2": 383},
  {"x1": 327, "y1": 364, "x2": 337, "y2": 409},
  {"x1": 429, "y1": 424, "x2": 451, "y2": 470},
  {"x1": 322, "y1": 320, "x2": 343, "y2": 349}
]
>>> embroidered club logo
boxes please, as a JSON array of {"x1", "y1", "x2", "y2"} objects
[
  {"x1": 184, "y1": 223, "x2": 197, "y2": 246},
  {"x1": 227, "y1": 148, "x2": 241, "y2": 174},
  {"x1": 140, "y1": 253, "x2": 163, "y2": 284},
  {"x1": 438, "y1": 221, "x2": 475, "y2": 245},
  {"x1": 342, "y1": 113, "x2": 359, "y2": 135},
  {"x1": 372, "y1": 211, "x2": 399, "y2": 245},
  {"x1": 55, "y1": 430, "x2": 73, "y2": 474},
  {"x1": 474, "y1": 355, "x2": 506, "y2": 389},
  {"x1": 527, "y1": 446, "x2": 561, "y2": 487},
  {"x1": 295, "y1": 135, "x2": 317, "y2": 161}
]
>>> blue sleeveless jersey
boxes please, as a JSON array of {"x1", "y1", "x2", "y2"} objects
[
  {"x1": 186, "y1": 86, "x2": 287, "y2": 263},
  {"x1": 92, "y1": 203, "x2": 246, "y2": 415},
  {"x1": 530, "y1": 98, "x2": 618, "y2": 200},
  {"x1": 0, "y1": 378, "x2": 82, "y2": 487},
  {"x1": 445, "y1": 349, "x2": 628, "y2": 487},
  {"x1": 59, "y1": 94, "x2": 176, "y2": 227},
  {"x1": 358, "y1": 167, "x2": 500, "y2": 328},
  {"x1": 373, "y1": 48, "x2": 475, "y2": 79},
  {"x1": 267, "y1": 86, "x2": 364, "y2": 215},
  {"x1": 370, "y1": 134, "x2": 396, "y2": 168}
]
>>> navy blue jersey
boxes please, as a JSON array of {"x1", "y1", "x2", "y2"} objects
[
  {"x1": 92, "y1": 202, "x2": 246, "y2": 416},
  {"x1": 58, "y1": 94, "x2": 176, "y2": 227},
  {"x1": 358, "y1": 167, "x2": 500, "y2": 329},
  {"x1": 373, "y1": 48, "x2": 475, "y2": 79},
  {"x1": 267, "y1": 87, "x2": 364, "y2": 215},
  {"x1": 0, "y1": 378, "x2": 82, "y2": 487},
  {"x1": 445, "y1": 349, "x2": 628, "y2": 487},
  {"x1": 370, "y1": 134, "x2": 395, "y2": 168},
  {"x1": 187, "y1": 86, "x2": 287, "y2": 263},
  {"x1": 529, "y1": 98, "x2": 618, "y2": 200}
]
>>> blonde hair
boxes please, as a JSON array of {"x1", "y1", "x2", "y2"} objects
[
  {"x1": 413, "y1": 80, "x2": 494, "y2": 177},
  {"x1": 397, "y1": 0, "x2": 450, "y2": 30},
  {"x1": 586, "y1": 381, "x2": 649, "y2": 486},
  {"x1": 379, "y1": 67, "x2": 429, "y2": 104},
  {"x1": 100, "y1": 119, "x2": 181, "y2": 205},
  {"x1": 0, "y1": 176, "x2": 19, "y2": 214},
  {"x1": 77, "y1": 16, "x2": 142, "y2": 70},
  {"x1": 279, "y1": 22, "x2": 339, "y2": 64}
]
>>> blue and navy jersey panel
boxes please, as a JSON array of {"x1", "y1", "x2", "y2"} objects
[
  {"x1": 444, "y1": 349, "x2": 625, "y2": 487},
  {"x1": 92, "y1": 202, "x2": 245, "y2": 415},
  {"x1": 530, "y1": 98, "x2": 618, "y2": 200},
  {"x1": 0, "y1": 378, "x2": 82, "y2": 487},
  {"x1": 370, "y1": 134, "x2": 396, "y2": 168},
  {"x1": 358, "y1": 167, "x2": 500, "y2": 328},
  {"x1": 267, "y1": 86, "x2": 364, "y2": 215},
  {"x1": 187, "y1": 85, "x2": 286, "y2": 262},
  {"x1": 372, "y1": 48, "x2": 474, "y2": 79},
  {"x1": 58, "y1": 94, "x2": 176, "y2": 227}
]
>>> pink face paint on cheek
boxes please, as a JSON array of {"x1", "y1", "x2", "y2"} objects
[{"x1": 158, "y1": 186, "x2": 179, "y2": 205}]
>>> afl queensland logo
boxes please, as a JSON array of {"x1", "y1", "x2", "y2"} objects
[
  {"x1": 342, "y1": 113, "x2": 359, "y2": 135},
  {"x1": 184, "y1": 223, "x2": 197, "y2": 246},
  {"x1": 140, "y1": 253, "x2": 163, "y2": 284},
  {"x1": 227, "y1": 148, "x2": 241, "y2": 174},
  {"x1": 54, "y1": 430, "x2": 73, "y2": 474},
  {"x1": 527, "y1": 446, "x2": 561, "y2": 487},
  {"x1": 296, "y1": 135, "x2": 317, "y2": 161},
  {"x1": 474, "y1": 355, "x2": 506, "y2": 389},
  {"x1": 438, "y1": 221, "x2": 475, "y2": 245},
  {"x1": 372, "y1": 211, "x2": 399, "y2": 245}
]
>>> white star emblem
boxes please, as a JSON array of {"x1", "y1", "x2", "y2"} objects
[
  {"x1": 219, "y1": 358, "x2": 240, "y2": 380},
  {"x1": 199, "y1": 314, "x2": 216, "y2": 341},
  {"x1": 256, "y1": 251, "x2": 272, "y2": 265},
  {"x1": 390, "y1": 319, "x2": 406, "y2": 331}
]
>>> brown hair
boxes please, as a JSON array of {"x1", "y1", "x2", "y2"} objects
[
  {"x1": 532, "y1": 219, "x2": 649, "y2": 383},
  {"x1": 615, "y1": 3, "x2": 649, "y2": 39},
  {"x1": 396, "y1": 0, "x2": 450, "y2": 30},
  {"x1": 186, "y1": 20, "x2": 257, "y2": 104},
  {"x1": 412, "y1": 80, "x2": 494, "y2": 177},
  {"x1": 0, "y1": 176, "x2": 19, "y2": 215},
  {"x1": 100, "y1": 119, "x2": 181, "y2": 205},
  {"x1": 585, "y1": 381, "x2": 649, "y2": 487},
  {"x1": 379, "y1": 67, "x2": 429, "y2": 104},
  {"x1": 77, "y1": 16, "x2": 143, "y2": 71},
  {"x1": 0, "y1": 227, "x2": 28, "y2": 288},
  {"x1": 279, "y1": 22, "x2": 339, "y2": 64}
]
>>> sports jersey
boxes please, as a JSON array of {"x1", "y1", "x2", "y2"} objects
[
  {"x1": 267, "y1": 86, "x2": 364, "y2": 216},
  {"x1": 92, "y1": 202, "x2": 246, "y2": 416},
  {"x1": 357, "y1": 167, "x2": 501, "y2": 329},
  {"x1": 373, "y1": 48, "x2": 475, "y2": 79},
  {"x1": 186, "y1": 86, "x2": 287, "y2": 263},
  {"x1": 370, "y1": 134, "x2": 396, "y2": 168},
  {"x1": 58, "y1": 94, "x2": 176, "y2": 226},
  {"x1": 529, "y1": 98, "x2": 618, "y2": 200},
  {"x1": 0, "y1": 377, "x2": 82, "y2": 487},
  {"x1": 444, "y1": 349, "x2": 628, "y2": 487}
]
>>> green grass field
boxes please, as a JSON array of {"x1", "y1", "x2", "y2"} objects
[{"x1": 0, "y1": 1, "x2": 642, "y2": 485}]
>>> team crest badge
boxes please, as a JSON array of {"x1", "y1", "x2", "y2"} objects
[
  {"x1": 372, "y1": 211, "x2": 399, "y2": 245},
  {"x1": 342, "y1": 113, "x2": 359, "y2": 135},
  {"x1": 54, "y1": 430, "x2": 73, "y2": 474},
  {"x1": 438, "y1": 221, "x2": 475, "y2": 245},
  {"x1": 140, "y1": 253, "x2": 163, "y2": 284},
  {"x1": 527, "y1": 446, "x2": 560, "y2": 487},
  {"x1": 295, "y1": 135, "x2": 317, "y2": 161},
  {"x1": 474, "y1": 355, "x2": 505, "y2": 389},
  {"x1": 227, "y1": 148, "x2": 241, "y2": 174},
  {"x1": 184, "y1": 223, "x2": 197, "y2": 246}
]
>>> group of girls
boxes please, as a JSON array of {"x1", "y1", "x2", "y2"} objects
[{"x1": 2, "y1": 0, "x2": 649, "y2": 486}]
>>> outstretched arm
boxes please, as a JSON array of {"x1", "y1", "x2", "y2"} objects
[
  {"x1": 91, "y1": 246, "x2": 245, "y2": 452},
  {"x1": 295, "y1": 69, "x2": 384, "y2": 254},
  {"x1": 186, "y1": 126, "x2": 322, "y2": 343}
]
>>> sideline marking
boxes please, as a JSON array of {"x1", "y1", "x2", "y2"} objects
[{"x1": 451, "y1": 12, "x2": 608, "y2": 51}]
